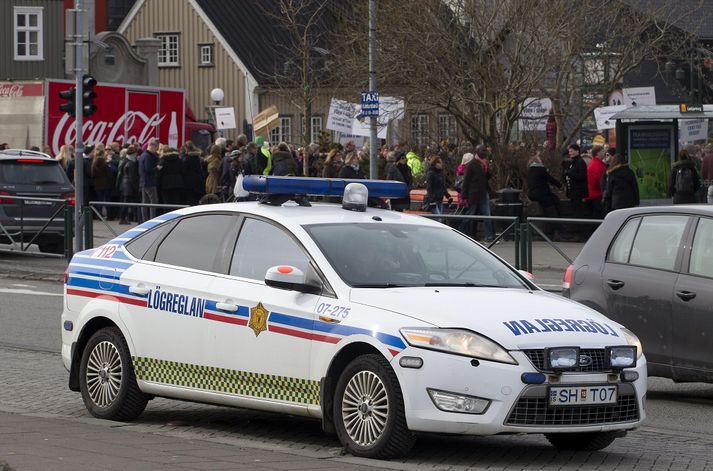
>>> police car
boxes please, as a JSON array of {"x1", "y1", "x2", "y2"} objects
[{"x1": 61, "y1": 177, "x2": 646, "y2": 459}]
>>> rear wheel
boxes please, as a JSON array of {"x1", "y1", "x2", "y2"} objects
[
  {"x1": 545, "y1": 431, "x2": 619, "y2": 451},
  {"x1": 79, "y1": 327, "x2": 148, "y2": 421},
  {"x1": 333, "y1": 354, "x2": 415, "y2": 458}
]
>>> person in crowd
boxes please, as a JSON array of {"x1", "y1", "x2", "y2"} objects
[
  {"x1": 306, "y1": 143, "x2": 321, "y2": 177},
  {"x1": 198, "y1": 193, "x2": 221, "y2": 205},
  {"x1": 0, "y1": 143, "x2": 9, "y2": 150},
  {"x1": 406, "y1": 148, "x2": 424, "y2": 179},
  {"x1": 271, "y1": 142, "x2": 298, "y2": 176},
  {"x1": 55, "y1": 144, "x2": 73, "y2": 171},
  {"x1": 527, "y1": 151, "x2": 563, "y2": 238},
  {"x1": 255, "y1": 136, "x2": 272, "y2": 175},
  {"x1": 669, "y1": 148, "x2": 701, "y2": 204},
  {"x1": 181, "y1": 141, "x2": 205, "y2": 206},
  {"x1": 455, "y1": 152, "x2": 473, "y2": 206},
  {"x1": 205, "y1": 144, "x2": 221, "y2": 196},
  {"x1": 459, "y1": 145, "x2": 495, "y2": 242},
  {"x1": 425, "y1": 155, "x2": 448, "y2": 215},
  {"x1": 220, "y1": 134, "x2": 247, "y2": 199},
  {"x1": 66, "y1": 145, "x2": 94, "y2": 207},
  {"x1": 91, "y1": 149, "x2": 114, "y2": 219},
  {"x1": 701, "y1": 144, "x2": 713, "y2": 204},
  {"x1": 139, "y1": 138, "x2": 160, "y2": 222},
  {"x1": 385, "y1": 151, "x2": 412, "y2": 211},
  {"x1": 338, "y1": 151, "x2": 365, "y2": 179},
  {"x1": 116, "y1": 144, "x2": 140, "y2": 224},
  {"x1": 322, "y1": 149, "x2": 343, "y2": 178},
  {"x1": 585, "y1": 146, "x2": 606, "y2": 219},
  {"x1": 242, "y1": 142, "x2": 260, "y2": 176},
  {"x1": 563, "y1": 143, "x2": 589, "y2": 219},
  {"x1": 158, "y1": 147, "x2": 185, "y2": 205},
  {"x1": 602, "y1": 153, "x2": 639, "y2": 213}
]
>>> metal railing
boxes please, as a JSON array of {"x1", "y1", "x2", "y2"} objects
[
  {"x1": 0, "y1": 195, "x2": 74, "y2": 258},
  {"x1": 524, "y1": 217, "x2": 604, "y2": 273}
]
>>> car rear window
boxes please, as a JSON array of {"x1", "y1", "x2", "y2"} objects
[{"x1": 0, "y1": 160, "x2": 67, "y2": 185}]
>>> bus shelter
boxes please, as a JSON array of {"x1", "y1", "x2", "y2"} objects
[{"x1": 612, "y1": 105, "x2": 713, "y2": 204}]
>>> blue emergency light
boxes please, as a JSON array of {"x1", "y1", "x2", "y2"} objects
[{"x1": 242, "y1": 176, "x2": 407, "y2": 198}]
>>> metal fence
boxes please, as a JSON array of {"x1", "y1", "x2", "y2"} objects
[{"x1": 0, "y1": 195, "x2": 74, "y2": 258}]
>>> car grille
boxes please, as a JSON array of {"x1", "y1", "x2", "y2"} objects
[
  {"x1": 505, "y1": 392, "x2": 639, "y2": 426},
  {"x1": 523, "y1": 349, "x2": 609, "y2": 373}
]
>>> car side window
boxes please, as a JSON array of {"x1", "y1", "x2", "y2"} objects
[
  {"x1": 689, "y1": 218, "x2": 713, "y2": 278},
  {"x1": 628, "y1": 215, "x2": 688, "y2": 271},
  {"x1": 154, "y1": 214, "x2": 235, "y2": 271},
  {"x1": 230, "y1": 218, "x2": 310, "y2": 281},
  {"x1": 607, "y1": 217, "x2": 640, "y2": 264}
]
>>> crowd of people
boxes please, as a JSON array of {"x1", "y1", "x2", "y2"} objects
[{"x1": 3, "y1": 136, "x2": 712, "y2": 241}]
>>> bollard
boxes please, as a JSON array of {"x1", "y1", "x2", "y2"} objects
[{"x1": 83, "y1": 206, "x2": 94, "y2": 250}]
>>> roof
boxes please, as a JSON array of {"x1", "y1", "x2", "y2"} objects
[
  {"x1": 624, "y1": 0, "x2": 713, "y2": 39},
  {"x1": 194, "y1": 0, "x2": 346, "y2": 84},
  {"x1": 611, "y1": 105, "x2": 713, "y2": 120}
]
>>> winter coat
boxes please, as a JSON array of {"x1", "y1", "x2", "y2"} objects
[
  {"x1": 338, "y1": 165, "x2": 365, "y2": 180},
  {"x1": 386, "y1": 162, "x2": 412, "y2": 210},
  {"x1": 603, "y1": 163, "x2": 639, "y2": 213},
  {"x1": 117, "y1": 154, "x2": 139, "y2": 197},
  {"x1": 406, "y1": 151, "x2": 423, "y2": 178},
  {"x1": 91, "y1": 158, "x2": 114, "y2": 192},
  {"x1": 527, "y1": 163, "x2": 561, "y2": 208},
  {"x1": 322, "y1": 162, "x2": 341, "y2": 178},
  {"x1": 205, "y1": 154, "x2": 221, "y2": 195},
  {"x1": 461, "y1": 159, "x2": 490, "y2": 205},
  {"x1": 139, "y1": 149, "x2": 159, "y2": 188},
  {"x1": 271, "y1": 150, "x2": 298, "y2": 176},
  {"x1": 669, "y1": 159, "x2": 701, "y2": 204},
  {"x1": 563, "y1": 154, "x2": 588, "y2": 201},
  {"x1": 158, "y1": 152, "x2": 185, "y2": 191},
  {"x1": 425, "y1": 167, "x2": 448, "y2": 204},
  {"x1": 182, "y1": 152, "x2": 204, "y2": 204},
  {"x1": 586, "y1": 156, "x2": 607, "y2": 202}
]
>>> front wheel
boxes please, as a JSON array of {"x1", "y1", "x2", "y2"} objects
[
  {"x1": 333, "y1": 354, "x2": 415, "y2": 459},
  {"x1": 79, "y1": 327, "x2": 148, "y2": 421},
  {"x1": 545, "y1": 431, "x2": 619, "y2": 451}
]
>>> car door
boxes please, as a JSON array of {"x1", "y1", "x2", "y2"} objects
[
  {"x1": 602, "y1": 214, "x2": 689, "y2": 368},
  {"x1": 204, "y1": 216, "x2": 325, "y2": 407},
  {"x1": 672, "y1": 216, "x2": 713, "y2": 381},
  {"x1": 120, "y1": 213, "x2": 238, "y2": 369}
]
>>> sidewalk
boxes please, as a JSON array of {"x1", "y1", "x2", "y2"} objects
[{"x1": 0, "y1": 218, "x2": 584, "y2": 288}]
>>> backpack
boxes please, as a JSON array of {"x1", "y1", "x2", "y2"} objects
[{"x1": 675, "y1": 167, "x2": 695, "y2": 194}]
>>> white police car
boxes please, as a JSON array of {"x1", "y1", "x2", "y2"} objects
[{"x1": 61, "y1": 177, "x2": 646, "y2": 459}]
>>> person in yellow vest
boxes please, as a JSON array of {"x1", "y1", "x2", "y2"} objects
[
  {"x1": 406, "y1": 150, "x2": 423, "y2": 178},
  {"x1": 255, "y1": 135, "x2": 272, "y2": 175}
]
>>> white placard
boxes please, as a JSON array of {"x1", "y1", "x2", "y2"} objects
[
  {"x1": 679, "y1": 119, "x2": 709, "y2": 144},
  {"x1": 623, "y1": 87, "x2": 656, "y2": 107},
  {"x1": 326, "y1": 98, "x2": 357, "y2": 134},
  {"x1": 350, "y1": 116, "x2": 388, "y2": 138},
  {"x1": 214, "y1": 107, "x2": 236, "y2": 130},
  {"x1": 594, "y1": 105, "x2": 627, "y2": 130},
  {"x1": 519, "y1": 98, "x2": 552, "y2": 131}
]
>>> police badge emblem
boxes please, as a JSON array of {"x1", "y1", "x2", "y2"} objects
[{"x1": 249, "y1": 302, "x2": 269, "y2": 337}]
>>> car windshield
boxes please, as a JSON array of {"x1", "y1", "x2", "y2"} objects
[
  {"x1": 0, "y1": 161, "x2": 67, "y2": 185},
  {"x1": 304, "y1": 223, "x2": 528, "y2": 289}
]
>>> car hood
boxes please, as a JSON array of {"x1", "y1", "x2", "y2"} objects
[{"x1": 349, "y1": 287, "x2": 627, "y2": 350}]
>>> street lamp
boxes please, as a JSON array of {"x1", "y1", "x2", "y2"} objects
[{"x1": 209, "y1": 88, "x2": 224, "y2": 137}]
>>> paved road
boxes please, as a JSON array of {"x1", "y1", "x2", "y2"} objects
[{"x1": 2, "y1": 280, "x2": 713, "y2": 469}]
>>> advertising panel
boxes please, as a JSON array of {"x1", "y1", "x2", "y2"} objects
[{"x1": 628, "y1": 126, "x2": 674, "y2": 199}]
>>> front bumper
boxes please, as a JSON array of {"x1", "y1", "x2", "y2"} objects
[{"x1": 392, "y1": 348, "x2": 646, "y2": 435}]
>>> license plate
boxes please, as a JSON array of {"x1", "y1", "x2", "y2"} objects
[
  {"x1": 549, "y1": 385, "x2": 617, "y2": 406},
  {"x1": 24, "y1": 200, "x2": 52, "y2": 206}
]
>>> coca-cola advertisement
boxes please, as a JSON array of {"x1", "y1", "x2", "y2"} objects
[
  {"x1": 46, "y1": 80, "x2": 185, "y2": 156},
  {"x1": 0, "y1": 82, "x2": 43, "y2": 98}
]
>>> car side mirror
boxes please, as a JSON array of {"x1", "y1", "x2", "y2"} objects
[{"x1": 265, "y1": 265, "x2": 322, "y2": 294}]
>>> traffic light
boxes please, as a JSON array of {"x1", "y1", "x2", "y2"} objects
[
  {"x1": 58, "y1": 86, "x2": 76, "y2": 116},
  {"x1": 82, "y1": 75, "x2": 97, "y2": 116}
]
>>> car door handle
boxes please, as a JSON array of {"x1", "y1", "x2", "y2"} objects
[
  {"x1": 606, "y1": 279, "x2": 625, "y2": 290},
  {"x1": 216, "y1": 302, "x2": 238, "y2": 312},
  {"x1": 676, "y1": 290, "x2": 697, "y2": 302},
  {"x1": 128, "y1": 285, "x2": 149, "y2": 296}
]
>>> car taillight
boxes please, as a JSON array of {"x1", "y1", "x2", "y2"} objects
[
  {"x1": 562, "y1": 265, "x2": 573, "y2": 290},
  {"x1": 62, "y1": 192, "x2": 75, "y2": 206},
  {"x1": 0, "y1": 191, "x2": 15, "y2": 204},
  {"x1": 16, "y1": 158, "x2": 45, "y2": 163}
]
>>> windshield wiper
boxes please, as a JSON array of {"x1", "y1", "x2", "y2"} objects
[
  {"x1": 424, "y1": 282, "x2": 502, "y2": 287},
  {"x1": 352, "y1": 283, "x2": 411, "y2": 288}
]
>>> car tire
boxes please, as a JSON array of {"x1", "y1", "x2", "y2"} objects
[
  {"x1": 79, "y1": 327, "x2": 148, "y2": 421},
  {"x1": 38, "y1": 237, "x2": 64, "y2": 254},
  {"x1": 545, "y1": 431, "x2": 618, "y2": 451},
  {"x1": 333, "y1": 354, "x2": 415, "y2": 459}
]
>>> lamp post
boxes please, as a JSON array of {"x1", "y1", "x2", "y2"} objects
[{"x1": 210, "y1": 87, "x2": 224, "y2": 137}]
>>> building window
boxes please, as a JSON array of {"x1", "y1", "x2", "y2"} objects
[
  {"x1": 14, "y1": 7, "x2": 43, "y2": 61},
  {"x1": 156, "y1": 33, "x2": 180, "y2": 67},
  {"x1": 438, "y1": 114, "x2": 457, "y2": 144},
  {"x1": 270, "y1": 117, "x2": 292, "y2": 143},
  {"x1": 302, "y1": 116, "x2": 323, "y2": 143},
  {"x1": 411, "y1": 114, "x2": 430, "y2": 147},
  {"x1": 199, "y1": 44, "x2": 213, "y2": 66}
]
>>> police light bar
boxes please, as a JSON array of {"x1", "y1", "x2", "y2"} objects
[{"x1": 242, "y1": 176, "x2": 407, "y2": 198}]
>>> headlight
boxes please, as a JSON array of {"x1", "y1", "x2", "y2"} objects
[
  {"x1": 400, "y1": 328, "x2": 517, "y2": 364},
  {"x1": 608, "y1": 346, "x2": 637, "y2": 369},
  {"x1": 546, "y1": 346, "x2": 580, "y2": 371},
  {"x1": 620, "y1": 327, "x2": 643, "y2": 359}
]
